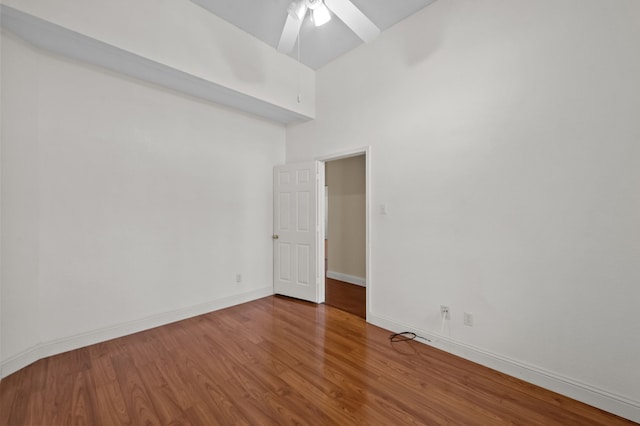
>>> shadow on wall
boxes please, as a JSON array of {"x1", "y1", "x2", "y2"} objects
[
  {"x1": 220, "y1": 36, "x2": 267, "y2": 84},
  {"x1": 401, "y1": 0, "x2": 451, "y2": 67},
  {"x1": 190, "y1": 0, "x2": 267, "y2": 84}
]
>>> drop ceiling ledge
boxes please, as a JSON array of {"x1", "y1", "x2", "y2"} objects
[{"x1": 1, "y1": 5, "x2": 313, "y2": 124}]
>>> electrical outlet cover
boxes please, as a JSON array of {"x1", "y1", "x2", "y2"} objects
[
  {"x1": 440, "y1": 305, "x2": 450, "y2": 320},
  {"x1": 464, "y1": 312, "x2": 473, "y2": 326}
]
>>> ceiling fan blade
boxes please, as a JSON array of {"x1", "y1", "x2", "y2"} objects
[
  {"x1": 324, "y1": 0, "x2": 380, "y2": 43},
  {"x1": 277, "y1": 1, "x2": 308, "y2": 53}
]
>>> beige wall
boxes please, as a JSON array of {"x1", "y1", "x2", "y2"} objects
[{"x1": 326, "y1": 155, "x2": 365, "y2": 282}]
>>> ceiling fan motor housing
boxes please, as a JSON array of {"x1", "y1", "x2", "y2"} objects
[{"x1": 307, "y1": 0, "x2": 324, "y2": 10}]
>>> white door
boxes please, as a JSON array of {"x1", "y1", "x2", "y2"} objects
[{"x1": 273, "y1": 161, "x2": 324, "y2": 303}]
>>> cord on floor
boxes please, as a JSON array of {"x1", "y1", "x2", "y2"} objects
[{"x1": 389, "y1": 331, "x2": 431, "y2": 343}]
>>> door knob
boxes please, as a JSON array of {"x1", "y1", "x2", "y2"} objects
[{"x1": 272, "y1": 234, "x2": 279, "y2": 240}]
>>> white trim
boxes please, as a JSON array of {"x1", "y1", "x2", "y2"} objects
[
  {"x1": 316, "y1": 146, "x2": 369, "y2": 162},
  {"x1": 326, "y1": 270, "x2": 366, "y2": 287},
  {"x1": 1, "y1": 286, "x2": 273, "y2": 379},
  {"x1": 316, "y1": 160, "x2": 326, "y2": 303},
  {"x1": 368, "y1": 313, "x2": 640, "y2": 423},
  {"x1": 365, "y1": 148, "x2": 371, "y2": 322}
]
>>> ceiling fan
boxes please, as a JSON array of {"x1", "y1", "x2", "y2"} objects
[{"x1": 277, "y1": 0, "x2": 380, "y2": 54}]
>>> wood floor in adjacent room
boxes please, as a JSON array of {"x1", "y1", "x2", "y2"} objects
[
  {"x1": 325, "y1": 277, "x2": 366, "y2": 319},
  {"x1": 0, "y1": 296, "x2": 634, "y2": 425}
]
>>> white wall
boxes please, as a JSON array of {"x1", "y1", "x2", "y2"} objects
[
  {"x1": 287, "y1": 0, "x2": 640, "y2": 418},
  {"x1": 1, "y1": 30, "x2": 42, "y2": 371},
  {"x1": 1, "y1": 32, "x2": 284, "y2": 375}
]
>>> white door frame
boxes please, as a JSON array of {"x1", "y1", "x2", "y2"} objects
[{"x1": 316, "y1": 146, "x2": 371, "y2": 321}]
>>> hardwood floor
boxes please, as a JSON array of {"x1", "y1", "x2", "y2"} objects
[
  {"x1": 325, "y1": 277, "x2": 366, "y2": 318},
  {"x1": 1, "y1": 296, "x2": 635, "y2": 425}
]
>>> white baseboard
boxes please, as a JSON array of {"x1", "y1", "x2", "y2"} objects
[
  {"x1": 1, "y1": 286, "x2": 274, "y2": 379},
  {"x1": 326, "y1": 270, "x2": 366, "y2": 287},
  {"x1": 368, "y1": 313, "x2": 640, "y2": 423}
]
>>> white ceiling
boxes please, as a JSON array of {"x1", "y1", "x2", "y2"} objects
[{"x1": 191, "y1": 0, "x2": 436, "y2": 70}]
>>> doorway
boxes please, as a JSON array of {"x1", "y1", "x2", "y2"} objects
[{"x1": 323, "y1": 154, "x2": 366, "y2": 318}]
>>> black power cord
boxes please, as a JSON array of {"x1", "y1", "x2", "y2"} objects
[{"x1": 389, "y1": 331, "x2": 431, "y2": 343}]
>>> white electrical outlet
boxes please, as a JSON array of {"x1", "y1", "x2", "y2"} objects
[
  {"x1": 236, "y1": 274, "x2": 242, "y2": 283},
  {"x1": 464, "y1": 312, "x2": 474, "y2": 327},
  {"x1": 440, "y1": 305, "x2": 450, "y2": 320}
]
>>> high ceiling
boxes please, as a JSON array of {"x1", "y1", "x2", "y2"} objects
[{"x1": 191, "y1": 0, "x2": 436, "y2": 70}]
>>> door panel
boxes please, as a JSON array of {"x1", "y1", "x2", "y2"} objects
[{"x1": 273, "y1": 161, "x2": 323, "y2": 303}]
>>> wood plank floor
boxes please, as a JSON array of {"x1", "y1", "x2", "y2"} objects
[
  {"x1": 325, "y1": 278, "x2": 366, "y2": 319},
  {"x1": 0, "y1": 295, "x2": 635, "y2": 425}
]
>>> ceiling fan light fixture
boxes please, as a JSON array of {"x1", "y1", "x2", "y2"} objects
[{"x1": 312, "y1": 3, "x2": 331, "y2": 27}]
